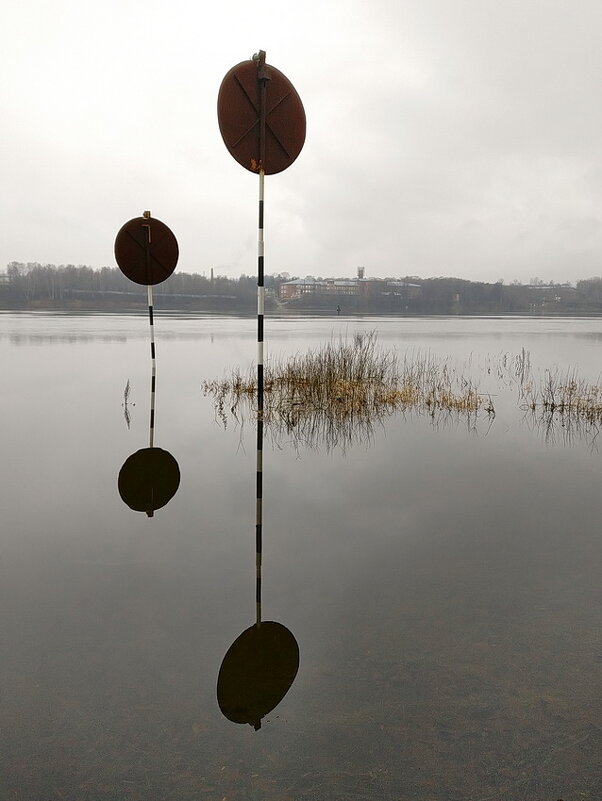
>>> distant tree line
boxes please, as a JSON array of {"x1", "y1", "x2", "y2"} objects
[
  {"x1": 0, "y1": 262, "x2": 285, "y2": 311},
  {"x1": 3, "y1": 262, "x2": 602, "y2": 314}
]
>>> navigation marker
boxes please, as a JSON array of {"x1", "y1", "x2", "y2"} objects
[
  {"x1": 216, "y1": 51, "x2": 304, "y2": 728},
  {"x1": 217, "y1": 52, "x2": 305, "y2": 618},
  {"x1": 114, "y1": 211, "x2": 180, "y2": 517}
]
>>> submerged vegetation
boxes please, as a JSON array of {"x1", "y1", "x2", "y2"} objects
[
  {"x1": 203, "y1": 332, "x2": 602, "y2": 450},
  {"x1": 524, "y1": 369, "x2": 602, "y2": 422},
  {"x1": 521, "y1": 368, "x2": 602, "y2": 446},
  {"x1": 203, "y1": 333, "x2": 492, "y2": 450},
  {"x1": 475, "y1": 347, "x2": 602, "y2": 446}
]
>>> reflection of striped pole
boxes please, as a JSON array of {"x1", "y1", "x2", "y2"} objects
[
  {"x1": 148, "y1": 283, "x2": 156, "y2": 449},
  {"x1": 142, "y1": 211, "x2": 157, "y2": 450},
  {"x1": 256, "y1": 167, "x2": 265, "y2": 627}
]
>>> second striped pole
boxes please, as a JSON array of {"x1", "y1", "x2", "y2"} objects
[{"x1": 148, "y1": 284, "x2": 156, "y2": 448}]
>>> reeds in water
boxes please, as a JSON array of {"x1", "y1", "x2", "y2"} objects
[
  {"x1": 520, "y1": 367, "x2": 602, "y2": 446},
  {"x1": 203, "y1": 337, "x2": 602, "y2": 450},
  {"x1": 202, "y1": 333, "x2": 491, "y2": 450},
  {"x1": 534, "y1": 370, "x2": 602, "y2": 421}
]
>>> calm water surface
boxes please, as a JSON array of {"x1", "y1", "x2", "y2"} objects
[{"x1": 0, "y1": 312, "x2": 600, "y2": 800}]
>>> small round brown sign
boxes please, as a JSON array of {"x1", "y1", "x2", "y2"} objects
[
  {"x1": 217, "y1": 56, "x2": 306, "y2": 175},
  {"x1": 114, "y1": 216, "x2": 178, "y2": 286}
]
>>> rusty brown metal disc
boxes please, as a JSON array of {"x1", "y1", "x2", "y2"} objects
[
  {"x1": 114, "y1": 216, "x2": 179, "y2": 286},
  {"x1": 217, "y1": 58, "x2": 306, "y2": 175}
]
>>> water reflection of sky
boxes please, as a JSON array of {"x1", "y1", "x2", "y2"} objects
[{"x1": 0, "y1": 313, "x2": 600, "y2": 800}]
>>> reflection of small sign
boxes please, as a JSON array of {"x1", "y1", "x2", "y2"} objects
[
  {"x1": 217, "y1": 54, "x2": 306, "y2": 175},
  {"x1": 114, "y1": 216, "x2": 178, "y2": 286},
  {"x1": 118, "y1": 447, "x2": 180, "y2": 516}
]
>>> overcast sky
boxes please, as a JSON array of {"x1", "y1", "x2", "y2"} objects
[{"x1": 2, "y1": 0, "x2": 601, "y2": 283}]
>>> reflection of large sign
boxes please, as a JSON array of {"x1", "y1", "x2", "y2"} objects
[{"x1": 218, "y1": 622, "x2": 299, "y2": 731}]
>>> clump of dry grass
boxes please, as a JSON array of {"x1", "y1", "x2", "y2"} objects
[
  {"x1": 202, "y1": 333, "x2": 491, "y2": 450},
  {"x1": 520, "y1": 368, "x2": 602, "y2": 447},
  {"x1": 520, "y1": 367, "x2": 602, "y2": 421}
]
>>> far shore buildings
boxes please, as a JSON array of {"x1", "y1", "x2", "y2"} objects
[{"x1": 279, "y1": 274, "x2": 422, "y2": 301}]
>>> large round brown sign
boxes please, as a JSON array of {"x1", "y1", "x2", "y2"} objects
[
  {"x1": 217, "y1": 56, "x2": 306, "y2": 175},
  {"x1": 114, "y1": 216, "x2": 179, "y2": 286}
]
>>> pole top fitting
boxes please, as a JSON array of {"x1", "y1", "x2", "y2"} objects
[
  {"x1": 253, "y1": 50, "x2": 269, "y2": 82},
  {"x1": 143, "y1": 210, "x2": 151, "y2": 219}
]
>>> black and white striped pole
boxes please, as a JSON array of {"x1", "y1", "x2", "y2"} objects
[
  {"x1": 141, "y1": 212, "x2": 158, "y2": 448},
  {"x1": 254, "y1": 53, "x2": 270, "y2": 625},
  {"x1": 218, "y1": 50, "x2": 306, "y2": 628},
  {"x1": 216, "y1": 51, "x2": 305, "y2": 731},
  {"x1": 147, "y1": 286, "x2": 157, "y2": 448},
  {"x1": 256, "y1": 167, "x2": 265, "y2": 625},
  {"x1": 114, "y1": 211, "x2": 180, "y2": 517}
]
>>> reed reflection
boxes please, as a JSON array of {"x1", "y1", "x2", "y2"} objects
[{"x1": 524, "y1": 406, "x2": 601, "y2": 450}]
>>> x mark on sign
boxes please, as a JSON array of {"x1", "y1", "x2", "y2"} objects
[
  {"x1": 122, "y1": 224, "x2": 173, "y2": 279},
  {"x1": 230, "y1": 74, "x2": 293, "y2": 159},
  {"x1": 124, "y1": 226, "x2": 169, "y2": 258}
]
